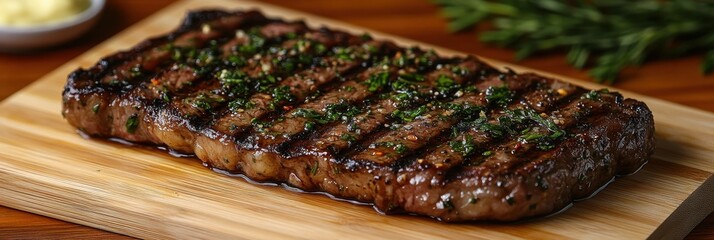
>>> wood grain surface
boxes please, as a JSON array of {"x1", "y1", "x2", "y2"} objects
[{"x1": 0, "y1": 0, "x2": 711, "y2": 239}]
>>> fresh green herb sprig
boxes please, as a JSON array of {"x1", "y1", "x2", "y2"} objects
[{"x1": 433, "y1": 0, "x2": 714, "y2": 83}]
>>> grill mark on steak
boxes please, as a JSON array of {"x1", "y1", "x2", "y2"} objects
[
  {"x1": 297, "y1": 56, "x2": 484, "y2": 161},
  {"x1": 424, "y1": 100, "x2": 649, "y2": 221},
  {"x1": 385, "y1": 73, "x2": 577, "y2": 197},
  {"x1": 168, "y1": 27, "x2": 329, "y2": 127},
  {"x1": 462, "y1": 92, "x2": 601, "y2": 174},
  {"x1": 64, "y1": 11, "x2": 266, "y2": 96},
  {"x1": 62, "y1": 11, "x2": 273, "y2": 143},
  {"x1": 62, "y1": 10, "x2": 656, "y2": 222},
  {"x1": 101, "y1": 13, "x2": 265, "y2": 92},
  {"x1": 458, "y1": 83, "x2": 587, "y2": 169},
  {"x1": 257, "y1": 69, "x2": 396, "y2": 152},
  {"x1": 192, "y1": 36, "x2": 395, "y2": 170},
  {"x1": 206, "y1": 29, "x2": 363, "y2": 136},
  {"x1": 112, "y1": 23, "x2": 311, "y2": 146},
  {"x1": 360, "y1": 71, "x2": 542, "y2": 169},
  {"x1": 394, "y1": 74, "x2": 569, "y2": 176},
  {"x1": 148, "y1": 24, "x2": 373, "y2": 153},
  {"x1": 347, "y1": 93, "x2": 486, "y2": 165},
  {"x1": 261, "y1": 47, "x2": 454, "y2": 155},
  {"x1": 389, "y1": 91, "x2": 649, "y2": 221},
  {"x1": 504, "y1": 98, "x2": 616, "y2": 178},
  {"x1": 215, "y1": 40, "x2": 384, "y2": 139}
]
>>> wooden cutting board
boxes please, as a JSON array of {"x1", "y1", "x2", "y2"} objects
[{"x1": 0, "y1": 0, "x2": 712, "y2": 239}]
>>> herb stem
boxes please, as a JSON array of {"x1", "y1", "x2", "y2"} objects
[{"x1": 433, "y1": 0, "x2": 714, "y2": 83}]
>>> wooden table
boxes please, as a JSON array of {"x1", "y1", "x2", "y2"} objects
[{"x1": 0, "y1": 0, "x2": 711, "y2": 238}]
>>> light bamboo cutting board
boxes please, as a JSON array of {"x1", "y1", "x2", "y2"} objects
[{"x1": 0, "y1": 0, "x2": 712, "y2": 239}]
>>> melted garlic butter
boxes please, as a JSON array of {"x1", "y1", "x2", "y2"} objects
[{"x1": 0, "y1": 0, "x2": 90, "y2": 27}]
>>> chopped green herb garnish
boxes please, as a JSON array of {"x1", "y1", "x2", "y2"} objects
[
  {"x1": 522, "y1": 132, "x2": 547, "y2": 141},
  {"x1": 185, "y1": 93, "x2": 224, "y2": 111},
  {"x1": 238, "y1": 32, "x2": 266, "y2": 54},
  {"x1": 171, "y1": 46, "x2": 197, "y2": 61},
  {"x1": 217, "y1": 69, "x2": 246, "y2": 82},
  {"x1": 501, "y1": 108, "x2": 567, "y2": 150},
  {"x1": 341, "y1": 85, "x2": 355, "y2": 92},
  {"x1": 582, "y1": 89, "x2": 610, "y2": 100},
  {"x1": 268, "y1": 86, "x2": 295, "y2": 110},
  {"x1": 251, "y1": 118, "x2": 271, "y2": 131},
  {"x1": 519, "y1": 109, "x2": 564, "y2": 135},
  {"x1": 334, "y1": 47, "x2": 354, "y2": 61},
  {"x1": 582, "y1": 90, "x2": 600, "y2": 100},
  {"x1": 92, "y1": 104, "x2": 100, "y2": 113},
  {"x1": 416, "y1": 50, "x2": 436, "y2": 68},
  {"x1": 225, "y1": 55, "x2": 247, "y2": 67},
  {"x1": 279, "y1": 58, "x2": 296, "y2": 73},
  {"x1": 445, "y1": 103, "x2": 482, "y2": 120},
  {"x1": 161, "y1": 89, "x2": 171, "y2": 102},
  {"x1": 195, "y1": 48, "x2": 218, "y2": 66},
  {"x1": 126, "y1": 114, "x2": 139, "y2": 134},
  {"x1": 449, "y1": 135, "x2": 476, "y2": 156},
  {"x1": 324, "y1": 102, "x2": 361, "y2": 122},
  {"x1": 293, "y1": 102, "x2": 361, "y2": 126},
  {"x1": 364, "y1": 44, "x2": 378, "y2": 54},
  {"x1": 485, "y1": 86, "x2": 514, "y2": 106},
  {"x1": 293, "y1": 108, "x2": 323, "y2": 121},
  {"x1": 217, "y1": 69, "x2": 251, "y2": 95},
  {"x1": 393, "y1": 54, "x2": 409, "y2": 67},
  {"x1": 480, "y1": 123, "x2": 505, "y2": 138},
  {"x1": 363, "y1": 71, "x2": 390, "y2": 92},
  {"x1": 304, "y1": 121, "x2": 316, "y2": 131},
  {"x1": 463, "y1": 85, "x2": 478, "y2": 93},
  {"x1": 394, "y1": 143, "x2": 409, "y2": 154},
  {"x1": 392, "y1": 89, "x2": 422, "y2": 107},
  {"x1": 310, "y1": 161, "x2": 319, "y2": 176},
  {"x1": 257, "y1": 74, "x2": 279, "y2": 92},
  {"x1": 451, "y1": 66, "x2": 468, "y2": 76},
  {"x1": 314, "y1": 43, "x2": 327, "y2": 55},
  {"x1": 129, "y1": 65, "x2": 142, "y2": 77},
  {"x1": 392, "y1": 73, "x2": 425, "y2": 91},
  {"x1": 519, "y1": 128, "x2": 563, "y2": 150},
  {"x1": 435, "y1": 75, "x2": 458, "y2": 94},
  {"x1": 340, "y1": 133, "x2": 357, "y2": 142},
  {"x1": 228, "y1": 98, "x2": 255, "y2": 110},
  {"x1": 391, "y1": 105, "x2": 428, "y2": 122},
  {"x1": 376, "y1": 141, "x2": 396, "y2": 148}
]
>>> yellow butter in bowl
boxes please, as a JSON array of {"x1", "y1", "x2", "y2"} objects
[
  {"x1": 0, "y1": 0, "x2": 104, "y2": 51},
  {"x1": 0, "y1": 0, "x2": 90, "y2": 27}
]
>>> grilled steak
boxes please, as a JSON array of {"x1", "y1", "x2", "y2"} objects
[{"x1": 62, "y1": 10, "x2": 655, "y2": 222}]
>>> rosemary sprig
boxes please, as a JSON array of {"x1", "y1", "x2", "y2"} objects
[{"x1": 433, "y1": 0, "x2": 714, "y2": 83}]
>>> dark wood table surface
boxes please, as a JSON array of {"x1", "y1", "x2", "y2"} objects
[{"x1": 0, "y1": 0, "x2": 711, "y2": 239}]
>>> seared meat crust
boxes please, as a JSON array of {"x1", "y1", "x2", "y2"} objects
[{"x1": 62, "y1": 10, "x2": 655, "y2": 221}]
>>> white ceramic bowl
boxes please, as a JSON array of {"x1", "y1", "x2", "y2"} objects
[{"x1": 0, "y1": 0, "x2": 105, "y2": 52}]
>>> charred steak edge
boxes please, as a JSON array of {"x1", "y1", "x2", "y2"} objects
[{"x1": 62, "y1": 9, "x2": 655, "y2": 222}]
